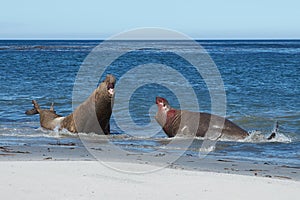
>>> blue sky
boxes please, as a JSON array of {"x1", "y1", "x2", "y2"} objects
[{"x1": 1, "y1": 0, "x2": 299, "y2": 39}]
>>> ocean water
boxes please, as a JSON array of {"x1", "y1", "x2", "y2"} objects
[{"x1": 0, "y1": 40, "x2": 299, "y2": 166}]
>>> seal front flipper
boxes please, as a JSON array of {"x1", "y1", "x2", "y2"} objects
[{"x1": 267, "y1": 121, "x2": 278, "y2": 140}]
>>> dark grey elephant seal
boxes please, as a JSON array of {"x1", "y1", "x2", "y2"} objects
[
  {"x1": 155, "y1": 96, "x2": 250, "y2": 140},
  {"x1": 155, "y1": 97, "x2": 276, "y2": 140},
  {"x1": 25, "y1": 74, "x2": 116, "y2": 134}
]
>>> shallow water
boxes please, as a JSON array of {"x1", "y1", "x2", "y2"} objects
[{"x1": 0, "y1": 40, "x2": 299, "y2": 166}]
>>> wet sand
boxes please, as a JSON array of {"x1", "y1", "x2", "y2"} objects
[
  {"x1": 1, "y1": 138, "x2": 300, "y2": 199},
  {"x1": 1, "y1": 137, "x2": 300, "y2": 180}
]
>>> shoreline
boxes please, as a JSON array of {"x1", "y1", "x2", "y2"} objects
[
  {"x1": 1, "y1": 140, "x2": 300, "y2": 181},
  {"x1": 1, "y1": 138, "x2": 300, "y2": 199}
]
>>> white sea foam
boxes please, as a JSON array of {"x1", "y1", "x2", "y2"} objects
[
  {"x1": 199, "y1": 145, "x2": 216, "y2": 152},
  {"x1": 0, "y1": 126, "x2": 77, "y2": 139},
  {"x1": 243, "y1": 130, "x2": 292, "y2": 143}
]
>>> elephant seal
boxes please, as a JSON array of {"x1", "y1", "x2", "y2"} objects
[
  {"x1": 155, "y1": 96, "x2": 250, "y2": 140},
  {"x1": 26, "y1": 74, "x2": 116, "y2": 134}
]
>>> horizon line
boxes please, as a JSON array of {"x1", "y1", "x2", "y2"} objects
[{"x1": 1, "y1": 37, "x2": 300, "y2": 41}]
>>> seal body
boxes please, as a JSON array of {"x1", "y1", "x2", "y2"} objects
[
  {"x1": 155, "y1": 97, "x2": 249, "y2": 140},
  {"x1": 26, "y1": 74, "x2": 116, "y2": 134}
]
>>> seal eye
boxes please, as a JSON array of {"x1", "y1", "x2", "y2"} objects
[{"x1": 163, "y1": 103, "x2": 166, "y2": 107}]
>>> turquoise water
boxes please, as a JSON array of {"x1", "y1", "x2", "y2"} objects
[{"x1": 0, "y1": 40, "x2": 299, "y2": 165}]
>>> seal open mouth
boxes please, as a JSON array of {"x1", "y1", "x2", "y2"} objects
[
  {"x1": 156, "y1": 97, "x2": 168, "y2": 106},
  {"x1": 107, "y1": 83, "x2": 115, "y2": 95}
]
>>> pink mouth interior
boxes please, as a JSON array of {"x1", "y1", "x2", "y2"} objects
[
  {"x1": 156, "y1": 97, "x2": 165, "y2": 105},
  {"x1": 107, "y1": 83, "x2": 114, "y2": 95},
  {"x1": 108, "y1": 88, "x2": 114, "y2": 95}
]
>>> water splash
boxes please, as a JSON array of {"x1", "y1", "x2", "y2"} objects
[{"x1": 243, "y1": 130, "x2": 292, "y2": 143}]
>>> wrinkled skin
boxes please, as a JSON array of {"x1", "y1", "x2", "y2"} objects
[
  {"x1": 155, "y1": 96, "x2": 249, "y2": 140},
  {"x1": 26, "y1": 74, "x2": 116, "y2": 134}
]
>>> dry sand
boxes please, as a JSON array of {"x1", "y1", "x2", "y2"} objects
[
  {"x1": 1, "y1": 139, "x2": 300, "y2": 200},
  {"x1": 0, "y1": 161, "x2": 299, "y2": 200}
]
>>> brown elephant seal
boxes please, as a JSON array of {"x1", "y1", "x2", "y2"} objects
[
  {"x1": 25, "y1": 74, "x2": 116, "y2": 134},
  {"x1": 155, "y1": 96, "x2": 250, "y2": 140}
]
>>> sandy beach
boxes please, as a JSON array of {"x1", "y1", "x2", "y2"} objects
[
  {"x1": 1, "y1": 139, "x2": 300, "y2": 200},
  {"x1": 1, "y1": 160, "x2": 299, "y2": 200}
]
